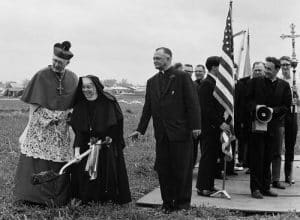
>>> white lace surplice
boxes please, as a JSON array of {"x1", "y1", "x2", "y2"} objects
[{"x1": 20, "y1": 107, "x2": 74, "y2": 162}]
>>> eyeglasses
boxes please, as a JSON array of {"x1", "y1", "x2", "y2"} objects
[{"x1": 281, "y1": 63, "x2": 291, "y2": 67}]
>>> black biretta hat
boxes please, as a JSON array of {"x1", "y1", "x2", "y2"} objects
[{"x1": 53, "y1": 41, "x2": 74, "y2": 60}]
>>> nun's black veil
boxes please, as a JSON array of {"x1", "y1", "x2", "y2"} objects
[
  {"x1": 70, "y1": 75, "x2": 123, "y2": 136},
  {"x1": 69, "y1": 76, "x2": 131, "y2": 204}
]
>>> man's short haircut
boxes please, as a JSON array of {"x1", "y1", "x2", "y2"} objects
[
  {"x1": 195, "y1": 64, "x2": 205, "y2": 70},
  {"x1": 280, "y1": 56, "x2": 291, "y2": 63},
  {"x1": 265, "y1": 57, "x2": 281, "y2": 69},
  {"x1": 173, "y1": 62, "x2": 183, "y2": 69},
  {"x1": 205, "y1": 56, "x2": 220, "y2": 71},
  {"x1": 184, "y1": 64, "x2": 193, "y2": 68},
  {"x1": 155, "y1": 47, "x2": 172, "y2": 57},
  {"x1": 252, "y1": 61, "x2": 265, "y2": 69}
]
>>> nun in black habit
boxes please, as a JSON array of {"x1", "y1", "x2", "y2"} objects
[{"x1": 70, "y1": 75, "x2": 131, "y2": 205}]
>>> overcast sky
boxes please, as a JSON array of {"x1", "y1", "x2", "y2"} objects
[{"x1": 1, "y1": 0, "x2": 300, "y2": 84}]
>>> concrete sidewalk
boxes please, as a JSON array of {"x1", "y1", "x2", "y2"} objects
[{"x1": 137, "y1": 156, "x2": 300, "y2": 213}]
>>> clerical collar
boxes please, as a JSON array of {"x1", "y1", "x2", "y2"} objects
[
  {"x1": 160, "y1": 65, "x2": 172, "y2": 74},
  {"x1": 207, "y1": 72, "x2": 217, "y2": 81},
  {"x1": 50, "y1": 65, "x2": 66, "y2": 75},
  {"x1": 265, "y1": 76, "x2": 278, "y2": 83}
]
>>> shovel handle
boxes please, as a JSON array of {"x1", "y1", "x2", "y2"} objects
[
  {"x1": 59, "y1": 148, "x2": 92, "y2": 175},
  {"x1": 58, "y1": 139, "x2": 112, "y2": 175}
]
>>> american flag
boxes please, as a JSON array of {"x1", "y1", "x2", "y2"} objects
[{"x1": 213, "y1": 1, "x2": 235, "y2": 118}]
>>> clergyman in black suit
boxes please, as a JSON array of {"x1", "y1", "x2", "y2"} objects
[
  {"x1": 196, "y1": 56, "x2": 231, "y2": 197},
  {"x1": 130, "y1": 47, "x2": 201, "y2": 212},
  {"x1": 246, "y1": 57, "x2": 292, "y2": 199},
  {"x1": 192, "y1": 64, "x2": 206, "y2": 166},
  {"x1": 235, "y1": 61, "x2": 265, "y2": 172}
]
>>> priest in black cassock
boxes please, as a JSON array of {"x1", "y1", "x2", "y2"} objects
[
  {"x1": 130, "y1": 47, "x2": 201, "y2": 212},
  {"x1": 69, "y1": 75, "x2": 131, "y2": 205},
  {"x1": 246, "y1": 57, "x2": 291, "y2": 199},
  {"x1": 235, "y1": 61, "x2": 265, "y2": 172},
  {"x1": 14, "y1": 41, "x2": 78, "y2": 206}
]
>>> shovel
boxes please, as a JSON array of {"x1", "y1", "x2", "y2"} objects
[{"x1": 31, "y1": 138, "x2": 112, "y2": 185}]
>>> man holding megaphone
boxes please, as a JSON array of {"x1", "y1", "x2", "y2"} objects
[{"x1": 246, "y1": 57, "x2": 292, "y2": 199}]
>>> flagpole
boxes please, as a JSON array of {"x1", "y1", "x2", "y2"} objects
[
  {"x1": 243, "y1": 29, "x2": 251, "y2": 78},
  {"x1": 236, "y1": 31, "x2": 247, "y2": 80},
  {"x1": 210, "y1": 0, "x2": 233, "y2": 200}
]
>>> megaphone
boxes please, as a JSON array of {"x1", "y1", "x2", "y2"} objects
[{"x1": 252, "y1": 105, "x2": 273, "y2": 132}]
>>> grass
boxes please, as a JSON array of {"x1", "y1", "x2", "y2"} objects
[{"x1": 0, "y1": 98, "x2": 300, "y2": 219}]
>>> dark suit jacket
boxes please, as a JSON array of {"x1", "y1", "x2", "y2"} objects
[
  {"x1": 246, "y1": 76, "x2": 292, "y2": 134},
  {"x1": 137, "y1": 67, "x2": 201, "y2": 142},
  {"x1": 234, "y1": 76, "x2": 251, "y2": 138},
  {"x1": 194, "y1": 79, "x2": 203, "y2": 91},
  {"x1": 198, "y1": 74, "x2": 225, "y2": 135},
  {"x1": 194, "y1": 79, "x2": 203, "y2": 115}
]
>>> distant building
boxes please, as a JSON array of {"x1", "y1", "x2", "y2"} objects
[
  {"x1": 104, "y1": 86, "x2": 135, "y2": 95},
  {"x1": 131, "y1": 85, "x2": 146, "y2": 96},
  {"x1": 0, "y1": 87, "x2": 5, "y2": 96},
  {"x1": 3, "y1": 82, "x2": 24, "y2": 97}
]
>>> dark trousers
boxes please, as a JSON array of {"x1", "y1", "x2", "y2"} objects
[
  {"x1": 196, "y1": 131, "x2": 220, "y2": 190},
  {"x1": 192, "y1": 136, "x2": 201, "y2": 166},
  {"x1": 271, "y1": 127, "x2": 284, "y2": 182},
  {"x1": 285, "y1": 112, "x2": 298, "y2": 162},
  {"x1": 155, "y1": 135, "x2": 193, "y2": 209},
  {"x1": 284, "y1": 112, "x2": 298, "y2": 180},
  {"x1": 215, "y1": 142, "x2": 223, "y2": 177},
  {"x1": 237, "y1": 133, "x2": 250, "y2": 168},
  {"x1": 249, "y1": 132, "x2": 274, "y2": 192},
  {"x1": 227, "y1": 141, "x2": 236, "y2": 174}
]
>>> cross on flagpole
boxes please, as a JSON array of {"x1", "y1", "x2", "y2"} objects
[
  {"x1": 280, "y1": 23, "x2": 299, "y2": 143},
  {"x1": 280, "y1": 23, "x2": 300, "y2": 60}
]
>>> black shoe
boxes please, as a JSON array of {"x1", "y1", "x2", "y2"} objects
[
  {"x1": 251, "y1": 190, "x2": 263, "y2": 199},
  {"x1": 175, "y1": 203, "x2": 191, "y2": 211},
  {"x1": 262, "y1": 189, "x2": 278, "y2": 197},
  {"x1": 272, "y1": 181, "x2": 286, "y2": 189},
  {"x1": 285, "y1": 178, "x2": 295, "y2": 185},
  {"x1": 161, "y1": 204, "x2": 174, "y2": 214},
  {"x1": 197, "y1": 189, "x2": 214, "y2": 197}
]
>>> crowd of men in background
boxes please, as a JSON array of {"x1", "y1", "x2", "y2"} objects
[
  {"x1": 177, "y1": 56, "x2": 297, "y2": 200},
  {"x1": 131, "y1": 47, "x2": 298, "y2": 213}
]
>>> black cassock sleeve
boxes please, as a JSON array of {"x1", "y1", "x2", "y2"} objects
[
  {"x1": 137, "y1": 79, "x2": 152, "y2": 134},
  {"x1": 74, "y1": 131, "x2": 88, "y2": 149}
]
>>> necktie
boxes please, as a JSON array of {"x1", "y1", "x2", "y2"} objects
[{"x1": 159, "y1": 71, "x2": 166, "y2": 95}]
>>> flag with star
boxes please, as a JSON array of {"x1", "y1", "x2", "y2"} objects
[{"x1": 214, "y1": 1, "x2": 235, "y2": 119}]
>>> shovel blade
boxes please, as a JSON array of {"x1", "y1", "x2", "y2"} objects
[{"x1": 31, "y1": 170, "x2": 60, "y2": 185}]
